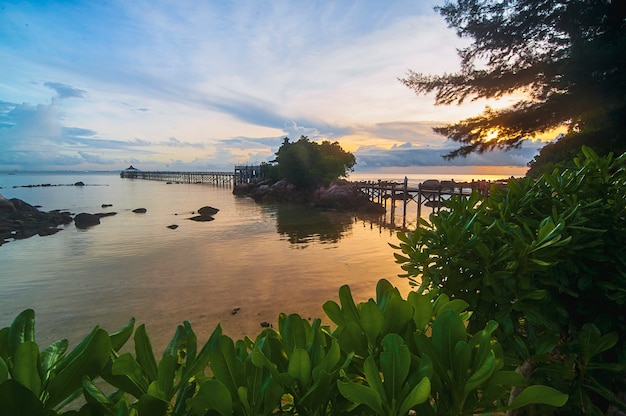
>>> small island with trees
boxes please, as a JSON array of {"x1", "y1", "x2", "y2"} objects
[{"x1": 234, "y1": 135, "x2": 385, "y2": 214}]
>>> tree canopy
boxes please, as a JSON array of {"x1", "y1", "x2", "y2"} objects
[
  {"x1": 265, "y1": 136, "x2": 356, "y2": 188},
  {"x1": 401, "y1": 0, "x2": 626, "y2": 169}
]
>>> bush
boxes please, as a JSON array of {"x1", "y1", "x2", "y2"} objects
[{"x1": 392, "y1": 147, "x2": 626, "y2": 414}]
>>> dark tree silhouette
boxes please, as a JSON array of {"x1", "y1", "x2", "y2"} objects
[
  {"x1": 269, "y1": 136, "x2": 356, "y2": 188},
  {"x1": 401, "y1": 0, "x2": 626, "y2": 170}
]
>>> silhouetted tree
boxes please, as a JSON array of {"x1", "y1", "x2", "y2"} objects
[
  {"x1": 401, "y1": 0, "x2": 626, "y2": 170},
  {"x1": 271, "y1": 136, "x2": 356, "y2": 188}
]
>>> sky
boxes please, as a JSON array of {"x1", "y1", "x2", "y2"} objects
[{"x1": 0, "y1": 0, "x2": 555, "y2": 175}]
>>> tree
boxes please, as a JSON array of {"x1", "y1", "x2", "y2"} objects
[
  {"x1": 271, "y1": 136, "x2": 356, "y2": 188},
  {"x1": 400, "y1": 0, "x2": 626, "y2": 167}
]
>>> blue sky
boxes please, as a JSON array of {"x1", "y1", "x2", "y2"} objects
[{"x1": 0, "y1": 0, "x2": 551, "y2": 173}]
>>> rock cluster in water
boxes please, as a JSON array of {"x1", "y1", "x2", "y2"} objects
[
  {"x1": 233, "y1": 179, "x2": 385, "y2": 214},
  {"x1": 0, "y1": 194, "x2": 73, "y2": 246}
]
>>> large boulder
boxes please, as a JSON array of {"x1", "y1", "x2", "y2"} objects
[
  {"x1": 313, "y1": 181, "x2": 385, "y2": 213},
  {"x1": 74, "y1": 213, "x2": 101, "y2": 228},
  {"x1": 198, "y1": 206, "x2": 219, "y2": 216},
  {"x1": 0, "y1": 194, "x2": 16, "y2": 214}
]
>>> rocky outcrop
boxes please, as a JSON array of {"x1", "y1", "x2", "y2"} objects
[
  {"x1": 0, "y1": 194, "x2": 73, "y2": 245},
  {"x1": 132, "y1": 208, "x2": 147, "y2": 213}
]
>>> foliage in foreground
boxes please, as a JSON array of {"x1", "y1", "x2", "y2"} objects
[
  {"x1": 393, "y1": 147, "x2": 626, "y2": 415},
  {"x1": 0, "y1": 280, "x2": 567, "y2": 415}
]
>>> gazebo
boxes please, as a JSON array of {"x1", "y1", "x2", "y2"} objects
[{"x1": 120, "y1": 165, "x2": 139, "y2": 178}]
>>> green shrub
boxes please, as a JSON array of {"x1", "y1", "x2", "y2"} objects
[{"x1": 392, "y1": 147, "x2": 626, "y2": 414}]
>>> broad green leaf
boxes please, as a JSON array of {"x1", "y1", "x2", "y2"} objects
[
  {"x1": 134, "y1": 324, "x2": 158, "y2": 383},
  {"x1": 112, "y1": 353, "x2": 149, "y2": 394},
  {"x1": 436, "y1": 299, "x2": 470, "y2": 315},
  {"x1": 181, "y1": 324, "x2": 222, "y2": 384},
  {"x1": 508, "y1": 385, "x2": 568, "y2": 410},
  {"x1": 359, "y1": 300, "x2": 384, "y2": 344},
  {"x1": 281, "y1": 314, "x2": 307, "y2": 357},
  {"x1": 186, "y1": 379, "x2": 233, "y2": 416},
  {"x1": 209, "y1": 335, "x2": 243, "y2": 397},
  {"x1": 464, "y1": 351, "x2": 496, "y2": 395},
  {"x1": 382, "y1": 296, "x2": 413, "y2": 334},
  {"x1": 431, "y1": 310, "x2": 467, "y2": 370},
  {"x1": 288, "y1": 348, "x2": 311, "y2": 387},
  {"x1": 488, "y1": 370, "x2": 526, "y2": 387},
  {"x1": 337, "y1": 380, "x2": 384, "y2": 415},
  {"x1": 136, "y1": 393, "x2": 170, "y2": 416},
  {"x1": 399, "y1": 377, "x2": 431, "y2": 415},
  {"x1": 322, "y1": 301, "x2": 344, "y2": 326},
  {"x1": 452, "y1": 341, "x2": 471, "y2": 388},
  {"x1": 13, "y1": 341, "x2": 41, "y2": 396},
  {"x1": 338, "y1": 285, "x2": 360, "y2": 324},
  {"x1": 0, "y1": 379, "x2": 47, "y2": 415},
  {"x1": 109, "y1": 317, "x2": 135, "y2": 352},
  {"x1": 380, "y1": 334, "x2": 410, "y2": 400},
  {"x1": 41, "y1": 339, "x2": 68, "y2": 377},
  {"x1": 46, "y1": 327, "x2": 112, "y2": 409},
  {"x1": 363, "y1": 356, "x2": 386, "y2": 402},
  {"x1": 156, "y1": 355, "x2": 176, "y2": 399},
  {"x1": 8, "y1": 309, "x2": 35, "y2": 357},
  {"x1": 81, "y1": 375, "x2": 115, "y2": 410},
  {"x1": 407, "y1": 291, "x2": 433, "y2": 331}
]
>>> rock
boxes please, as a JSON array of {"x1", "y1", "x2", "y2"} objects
[
  {"x1": 74, "y1": 212, "x2": 116, "y2": 228},
  {"x1": 231, "y1": 307, "x2": 240, "y2": 315},
  {"x1": 167, "y1": 224, "x2": 178, "y2": 229},
  {"x1": 189, "y1": 215, "x2": 215, "y2": 222},
  {"x1": 74, "y1": 213, "x2": 101, "y2": 228},
  {"x1": 0, "y1": 194, "x2": 16, "y2": 214},
  {"x1": 0, "y1": 197, "x2": 73, "y2": 245},
  {"x1": 74, "y1": 181, "x2": 85, "y2": 186},
  {"x1": 198, "y1": 206, "x2": 219, "y2": 216},
  {"x1": 132, "y1": 208, "x2": 147, "y2": 213},
  {"x1": 260, "y1": 321, "x2": 273, "y2": 328},
  {"x1": 101, "y1": 203, "x2": 113, "y2": 208}
]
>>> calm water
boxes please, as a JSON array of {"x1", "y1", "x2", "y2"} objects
[
  {"x1": 0, "y1": 171, "x2": 512, "y2": 351},
  {"x1": 0, "y1": 172, "x2": 414, "y2": 350}
]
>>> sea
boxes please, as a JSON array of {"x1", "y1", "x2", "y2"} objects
[{"x1": 0, "y1": 170, "x2": 513, "y2": 352}]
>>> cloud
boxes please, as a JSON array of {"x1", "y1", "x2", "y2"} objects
[
  {"x1": 44, "y1": 82, "x2": 87, "y2": 99},
  {"x1": 354, "y1": 139, "x2": 544, "y2": 169}
]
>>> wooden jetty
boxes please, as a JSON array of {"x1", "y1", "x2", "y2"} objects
[
  {"x1": 120, "y1": 165, "x2": 263, "y2": 186},
  {"x1": 354, "y1": 178, "x2": 498, "y2": 228}
]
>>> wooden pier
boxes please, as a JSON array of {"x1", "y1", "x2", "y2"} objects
[
  {"x1": 120, "y1": 165, "x2": 264, "y2": 186},
  {"x1": 354, "y1": 178, "x2": 497, "y2": 228}
]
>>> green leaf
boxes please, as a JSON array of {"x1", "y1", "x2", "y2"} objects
[
  {"x1": 0, "y1": 379, "x2": 47, "y2": 416},
  {"x1": 399, "y1": 377, "x2": 431, "y2": 415},
  {"x1": 337, "y1": 380, "x2": 384, "y2": 415},
  {"x1": 380, "y1": 334, "x2": 410, "y2": 400},
  {"x1": 109, "y1": 317, "x2": 135, "y2": 352},
  {"x1": 382, "y1": 296, "x2": 413, "y2": 334},
  {"x1": 281, "y1": 314, "x2": 307, "y2": 357},
  {"x1": 464, "y1": 351, "x2": 496, "y2": 395},
  {"x1": 134, "y1": 324, "x2": 158, "y2": 383},
  {"x1": 8, "y1": 309, "x2": 35, "y2": 357},
  {"x1": 338, "y1": 285, "x2": 360, "y2": 324},
  {"x1": 431, "y1": 310, "x2": 467, "y2": 370},
  {"x1": 112, "y1": 353, "x2": 149, "y2": 395},
  {"x1": 287, "y1": 348, "x2": 311, "y2": 387},
  {"x1": 156, "y1": 355, "x2": 176, "y2": 399},
  {"x1": 407, "y1": 291, "x2": 433, "y2": 331},
  {"x1": 46, "y1": 327, "x2": 112, "y2": 409},
  {"x1": 322, "y1": 300, "x2": 344, "y2": 326},
  {"x1": 363, "y1": 356, "x2": 386, "y2": 402},
  {"x1": 359, "y1": 300, "x2": 384, "y2": 344},
  {"x1": 13, "y1": 341, "x2": 41, "y2": 396},
  {"x1": 41, "y1": 339, "x2": 68, "y2": 378},
  {"x1": 136, "y1": 393, "x2": 170, "y2": 416},
  {"x1": 186, "y1": 379, "x2": 233, "y2": 416},
  {"x1": 508, "y1": 385, "x2": 569, "y2": 410}
]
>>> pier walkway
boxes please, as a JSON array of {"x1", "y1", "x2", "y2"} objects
[{"x1": 119, "y1": 165, "x2": 261, "y2": 186}]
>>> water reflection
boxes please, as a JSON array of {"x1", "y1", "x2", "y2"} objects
[{"x1": 274, "y1": 204, "x2": 356, "y2": 245}]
